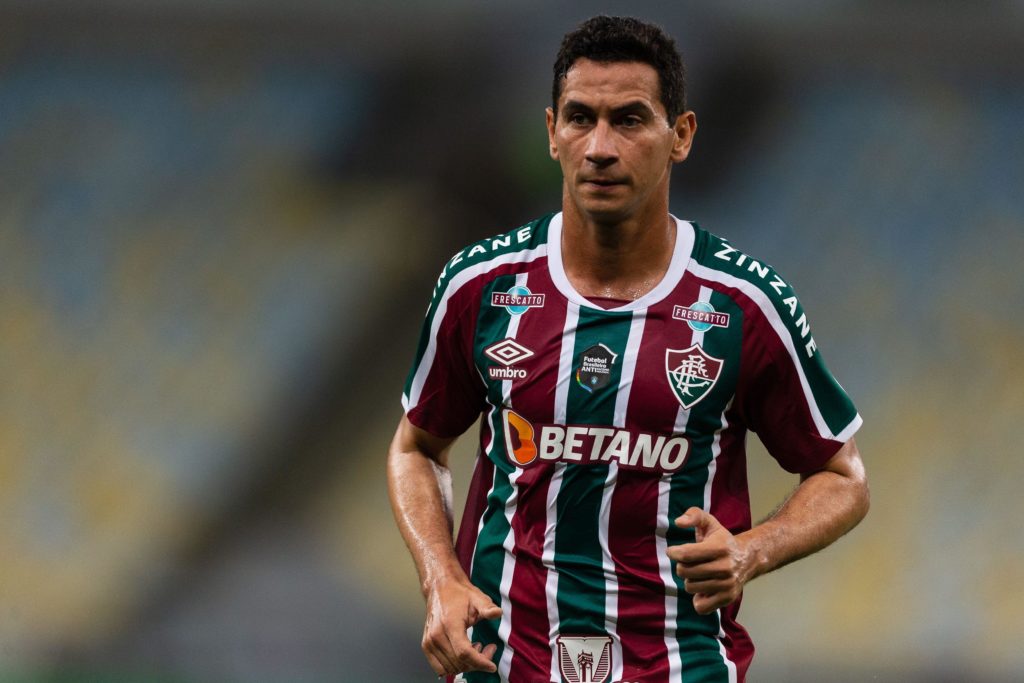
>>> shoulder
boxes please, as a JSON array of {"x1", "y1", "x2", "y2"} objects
[
  {"x1": 427, "y1": 213, "x2": 554, "y2": 306},
  {"x1": 687, "y1": 225, "x2": 818, "y2": 356}
]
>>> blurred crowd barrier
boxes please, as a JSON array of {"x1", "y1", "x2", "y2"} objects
[{"x1": 0, "y1": 2, "x2": 1021, "y2": 682}]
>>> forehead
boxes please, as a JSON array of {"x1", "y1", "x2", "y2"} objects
[{"x1": 559, "y1": 58, "x2": 663, "y2": 113}]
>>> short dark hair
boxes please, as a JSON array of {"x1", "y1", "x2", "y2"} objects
[{"x1": 552, "y1": 15, "x2": 687, "y2": 121}]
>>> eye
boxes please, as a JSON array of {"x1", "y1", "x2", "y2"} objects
[
  {"x1": 619, "y1": 115, "x2": 643, "y2": 128},
  {"x1": 568, "y1": 112, "x2": 590, "y2": 126}
]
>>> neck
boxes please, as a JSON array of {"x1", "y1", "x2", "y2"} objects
[{"x1": 560, "y1": 194, "x2": 676, "y2": 302}]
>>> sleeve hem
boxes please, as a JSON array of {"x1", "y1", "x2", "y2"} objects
[{"x1": 833, "y1": 413, "x2": 863, "y2": 444}]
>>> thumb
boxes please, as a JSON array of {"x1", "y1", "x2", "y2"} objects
[
  {"x1": 675, "y1": 507, "x2": 721, "y2": 541},
  {"x1": 470, "y1": 593, "x2": 503, "y2": 622}
]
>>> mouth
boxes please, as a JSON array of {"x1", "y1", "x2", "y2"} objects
[{"x1": 581, "y1": 178, "x2": 626, "y2": 189}]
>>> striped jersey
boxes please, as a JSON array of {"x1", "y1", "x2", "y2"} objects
[{"x1": 402, "y1": 213, "x2": 862, "y2": 683}]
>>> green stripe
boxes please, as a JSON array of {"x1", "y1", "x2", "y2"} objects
[
  {"x1": 666, "y1": 290, "x2": 744, "y2": 682},
  {"x1": 554, "y1": 308, "x2": 632, "y2": 636},
  {"x1": 464, "y1": 284, "x2": 520, "y2": 682},
  {"x1": 465, "y1": 448, "x2": 510, "y2": 683}
]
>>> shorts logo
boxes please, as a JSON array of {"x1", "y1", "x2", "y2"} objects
[
  {"x1": 673, "y1": 301, "x2": 730, "y2": 332},
  {"x1": 665, "y1": 344, "x2": 724, "y2": 410},
  {"x1": 485, "y1": 338, "x2": 534, "y2": 380},
  {"x1": 575, "y1": 343, "x2": 618, "y2": 393},
  {"x1": 491, "y1": 285, "x2": 545, "y2": 315},
  {"x1": 557, "y1": 635, "x2": 612, "y2": 683}
]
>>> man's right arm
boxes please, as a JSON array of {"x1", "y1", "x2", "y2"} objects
[{"x1": 387, "y1": 414, "x2": 502, "y2": 677}]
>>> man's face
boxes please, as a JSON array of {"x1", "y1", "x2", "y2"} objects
[{"x1": 547, "y1": 58, "x2": 695, "y2": 224}]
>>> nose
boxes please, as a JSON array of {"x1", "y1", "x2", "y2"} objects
[{"x1": 584, "y1": 120, "x2": 618, "y2": 166}]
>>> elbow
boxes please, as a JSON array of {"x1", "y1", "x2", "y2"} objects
[
  {"x1": 844, "y1": 439, "x2": 870, "y2": 524},
  {"x1": 847, "y1": 456, "x2": 870, "y2": 527},
  {"x1": 855, "y1": 476, "x2": 871, "y2": 524}
]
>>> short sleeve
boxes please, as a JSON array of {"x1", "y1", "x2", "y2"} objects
[
  {"x1": 738, "y1": 288, "x2": 862, "y2": 473},
  {"x1": 401, "y1": 274, "x2": 486, "y2": 439}
]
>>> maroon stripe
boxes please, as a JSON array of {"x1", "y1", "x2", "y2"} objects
[
  {"x1": 608, "y1": 470, "x2": 670, "y2": 681},
  {"x1": 505, "y1": 463, "x2": 557, "y2": 682},
  {"x1": 455, "y1": 443, "x2": 495, "y2": 574},
  {"x1": 720, "y1": 596, "x2": 755, "y2": 682},
  {"x1": 707, "y1": 415, "x2": 752, "y2": 535}
]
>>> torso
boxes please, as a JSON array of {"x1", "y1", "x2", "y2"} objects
[{"x1": 403, "y1": 212, "x2": 860, "y2": 682}]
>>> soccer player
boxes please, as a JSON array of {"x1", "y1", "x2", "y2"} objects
[{"x1": 388, "y1": 15, "x2": 869, "y2": 683}]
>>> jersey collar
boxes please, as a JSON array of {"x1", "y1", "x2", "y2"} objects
[{"x1": 546, "y1": 211, "x2": 695, "y2": 312}]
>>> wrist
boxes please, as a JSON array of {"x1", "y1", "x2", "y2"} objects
[
  {"x1": 420, "y1": 556, "x2": 469, "y2": 597},
  {"x1": 736, "y1": 527, "x2": 773, "y2": 584}
]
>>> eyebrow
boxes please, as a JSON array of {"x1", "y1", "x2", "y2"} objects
[{"x1": 561, "y1": 99, "x2": 656, "y2": 117}]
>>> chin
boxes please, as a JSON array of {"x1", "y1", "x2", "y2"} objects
[{"x1": 578, "y1": 201, "x2": 634, "y2": 225}]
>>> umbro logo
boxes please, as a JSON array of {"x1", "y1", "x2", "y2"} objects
[{"x1": 484, "y1": 338, "x2": 534, "y2": 380}]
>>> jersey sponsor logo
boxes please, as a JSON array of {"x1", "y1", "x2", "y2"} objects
[
  {"x1": 491, "y1": 285, "x2": 545, "y2": 314},
  {"x1": 503, "y1": 409, "x2": 538, "y2": 465},
  {"x1": 665, "y1": 344, "x2": 724, "y2": 410},
  {"x1": 673, "y1": 301, "x2": 730, "y2": 331},
  {"x1": 575, "y1": 343, "x2": 618, "y2": 393},
  {"x1": 557, "y1": 635, "x2": 612, "y2": 683},
  {"x1": 500, "y1": 409, "x2": 690, "y2": 472},
  {"x1": 483, "y1": 338, "x2": 534, "y2": 382}
]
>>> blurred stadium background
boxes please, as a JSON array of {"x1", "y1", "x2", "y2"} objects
[{"x1": 1, "y1": 1, "x2": 1021, "y2": 681}]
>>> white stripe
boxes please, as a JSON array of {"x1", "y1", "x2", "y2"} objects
[
  {"x1": 501, "y1": 272, "x2": 529, "y2": 402},
  {"x1": 406, "y1": 244, "x2": 548, "y2": 410},
  {"x1": 601, "y1": 310, "x2": 646, "y2": 681},
  {"x1": 496, "y1": 467, "x2": 523, "y2": 680},
  {"x1": 689, "y1": 261, "x2": 845, "y2": 440},
  {"x1": 599, "y1": 463, "x2": 622, "y2": 682},
  {"x1": 702, "y1": 403, "x2": 730, "y2": 514},
  {"x1": 690, "y1": 285, "x2": 715, "y2": 347},
  {"x1": 672, "y1": 403, "x2": 690, "y2": 434},
  {"x1": 474, "y1": 398, "x2": 502, "y2": 583},
  {"x1": 553, "y1": 302, "x2": 579, "y2": 425},
  {"x1": 672, "y1": 286, "x2": 715, "y2": 433},
  {"x1": 612, "y1": 312, "x2": 647, "y2": 428},
  {"x1": 704, "y1": 405, "x2": 739, "y2": 680},
  {"x1": 543, "y1": 465, "x2": 564, "y2": 681},
  {"x1": 547, "y1": 213, "x2": 696, "y2": 312},
  {"x1": 496, "y1": 273, "x2": 534, "y2": 678},
  {"x1": 717, "y1": 624, "x2": 739, "y2": 683},
  {"x1": 656, "y1": 473, "x2": 683, "y2": 681}
]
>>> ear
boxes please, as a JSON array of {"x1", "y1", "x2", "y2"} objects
[
  {"x1": 669, "y1": 111, "x2": 697, "y2": 163},
  {"x1": 546, "y1": 107, "x2": 559, "y2": 160}
]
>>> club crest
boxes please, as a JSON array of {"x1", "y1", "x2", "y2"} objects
[
  {"x1": 556, "y1": 635, "x2": 612, "y2": 683},
  {"x1": 665, "y1": 345, "x2": 724, "y2": 410}
]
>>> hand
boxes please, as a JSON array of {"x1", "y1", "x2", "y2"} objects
[
  {"x1": 667, "y1": 507, "x2": 753, "y2": 615},
  {"x1": 422, "y1": 577, "x2": 503, "y2": 677}
]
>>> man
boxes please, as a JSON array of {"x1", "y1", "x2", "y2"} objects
[{"x1": 388, "y1": 15, "x2": 868, "y2": 683}]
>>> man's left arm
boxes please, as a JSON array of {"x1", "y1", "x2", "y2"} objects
[{"x1": 667, "y1": 437, "x2": 869, "y2": 615}]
